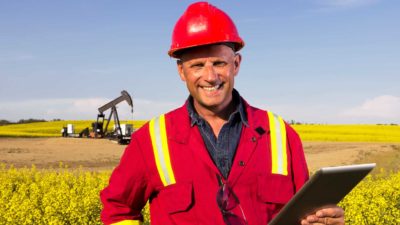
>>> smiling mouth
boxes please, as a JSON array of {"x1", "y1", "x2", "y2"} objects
[{"x1": 201, "y1": 83, "x2": 223, "y2": 92}]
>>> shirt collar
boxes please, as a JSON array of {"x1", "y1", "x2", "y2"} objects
[{"x1": 186, "y1": 89, "x2": 249, "y2": 127}]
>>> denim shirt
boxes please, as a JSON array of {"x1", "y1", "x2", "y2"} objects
[{"x1": 187, "y1": 90, "x2": 249, "y2": 178}]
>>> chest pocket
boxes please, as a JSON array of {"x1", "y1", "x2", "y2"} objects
[
  {"x1": 257, "y1": 174, "x2": 294, "y2": 204},
  {"x1": 157, "y1": 182, "x2": 194, "y2": 214}
]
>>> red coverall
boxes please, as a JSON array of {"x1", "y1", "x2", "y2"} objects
[{"x1": 100, "y1": 99, "x2": 309, "y2": 225}]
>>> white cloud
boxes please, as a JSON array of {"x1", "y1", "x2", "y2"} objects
[
  {"x1": 132, "y1": 99, "x2": 180, "y2": 119},
  {"x1": 251, "y1": 95, "x2": 400, "y2": 124},
  {"x1": 71, "y1": 98, "x2": 109, "y2": 112},
  {"x1": 3, "y1": 95, "x2": 398, "y2": 124},
  {"x1": 341, "y1": 95, "x2": 400, "y2": 121},
  {"x1": 0, "y1": 97, "x2": 180, "y2": 122}
]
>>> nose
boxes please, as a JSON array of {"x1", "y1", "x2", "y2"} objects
[{"x1": 204, "y1": 63, "x2": 218, "y2": 82}]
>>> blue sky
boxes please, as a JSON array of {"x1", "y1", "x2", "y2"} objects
[{"x1": 1, "y1": 0, "x2": 399, "y2": 124}]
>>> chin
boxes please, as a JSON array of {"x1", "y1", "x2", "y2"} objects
[{"x1": 201, "y1": 100, "x2": 225, "y2": 109}]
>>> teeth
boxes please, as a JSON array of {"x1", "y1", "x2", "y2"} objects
[{"x1": 202, "y1": 84, "x2": 221, "y2": 91}]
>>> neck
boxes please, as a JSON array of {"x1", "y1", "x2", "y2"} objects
[
  {"x1": 193, "y1": 99, "x2": 235, "y2": 137},
  {"x1": 195, "y1": 94, "x2": 235, "y2": 117}
]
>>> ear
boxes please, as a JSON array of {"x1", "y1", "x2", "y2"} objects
[
  {"x1": 177, "y1": 61, "x2": 186, "y2": 81},
  {"x1": 233, "y1": 53, "x2": 242, "y2": 76}
]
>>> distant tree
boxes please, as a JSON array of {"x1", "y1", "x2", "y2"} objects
[
  {"x1": 17, "y1": 118, "x2": 47, "y2": 124},
  {"x1": 0, "y1": 120, "x2": 12, "y2": 126},
  {"x1": 289, "y1": 119, "x2": 302, "y2": 125}
]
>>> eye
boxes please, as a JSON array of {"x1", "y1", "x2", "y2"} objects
[
  {"x1": 213, "y1": 61, "x2": 227, "y2": 67},
  {"x1": 190, "y1": 62, "x2": 204, "y2": 69}
]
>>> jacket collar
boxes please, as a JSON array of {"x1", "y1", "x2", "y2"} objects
[
  {"x1": 168, "y1": 95, "x2": 265, "y2": 146},
  {"x1": 167, "y1": 96, "x2": 268, "y2": 183},
  {"x1": 186, "y1": 89, "x2": 249, "y2": 128}
]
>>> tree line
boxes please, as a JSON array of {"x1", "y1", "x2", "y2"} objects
[{"x1": 0, "y1": 118, "x2": 62, "y2": 126}]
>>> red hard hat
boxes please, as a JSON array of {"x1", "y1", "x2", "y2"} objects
[{"x1": 168, "y1": 2, "x2": 245, "y2": 58}]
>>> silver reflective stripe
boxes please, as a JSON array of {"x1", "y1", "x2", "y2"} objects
[
  {"x1": 273, "y1": 114, "x2": 284, "y2": 174},
  {"x1": 153, "y1": 116, "x2": 172, "y2": 185},
  {"x1": 267, "y1": 111, "x2": 288, "y2": 175}
]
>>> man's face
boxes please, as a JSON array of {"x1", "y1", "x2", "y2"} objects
[{"x1": 177, "y1": 44, "x2": 241, "y2": 113}]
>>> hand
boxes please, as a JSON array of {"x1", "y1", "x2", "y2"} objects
[{"x1": 301, "y1": 205, "x2": 344, "y2": 225}]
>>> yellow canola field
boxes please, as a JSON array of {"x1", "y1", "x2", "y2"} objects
[
  {"x1": 1, "y1": 121, "x2": 399, "y2": 142},
  {"x1": 293, "y1": 124, "x2": 400, "y2": 143},
  {"x1": 0, "y1": 164, "x2": 109, "y2": 225},
  {"x1": 0, "y1": 164, "x2": 398, "y2": 225},
  {"x1": 339, "y1": 170, "x2": 400, "y2": 224},
  {"x1": 0, "y1": 120, "x2": 147, "y2": 137},
  {"x1": 0, "y1": 165, "x2": 151, "y2": 225}
]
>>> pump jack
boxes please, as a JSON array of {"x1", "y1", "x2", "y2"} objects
[
  {"x1": 61, "y1": 90, "x2": 134, "y2": 144},
  {"x1": 90, "y1": 90, "x2": 134, "y2": 144}
]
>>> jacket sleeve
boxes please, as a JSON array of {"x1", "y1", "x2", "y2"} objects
[
  {"x1": 286, "y1": 124, "x2": 309, "y2": 192},
  {"x1": 100, "y1": 135, "x2": 152, "y2": 225}
]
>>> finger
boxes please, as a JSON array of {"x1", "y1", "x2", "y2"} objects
[
  {"x1": 316, "y1": 206, "x2": 344, "y2": 218},
  {"x1": 301, "y1": 215, "x2": 316, "y2": 225},
  {"x1": 319, "y1": 216, "x2": 345, "y2": 225},
  {"x1": 303, "y1": 215, "x2": 327, "y2": 225},
  {"x1": 300, "y1": 219, "x2": 309, "y2": 225},
  {"x1": 300, "y1": 219, "x2": 325, "y2": 225}
]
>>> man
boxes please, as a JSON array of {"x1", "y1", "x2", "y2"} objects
[{"x1": 100, "y1": 2, "x2": 345, "y2": 225}]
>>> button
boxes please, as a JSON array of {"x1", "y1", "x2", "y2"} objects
[
  {"x1": 251, "y1": 136, "x2": 257, "y2": 142},
  {"x1": 239, "y1": 161, "x2": 245, "y2": 166}
]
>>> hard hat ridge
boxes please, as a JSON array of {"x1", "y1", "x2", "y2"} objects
[{"x1": 168, "y1": 1, "x2": 245, "y2": 58}]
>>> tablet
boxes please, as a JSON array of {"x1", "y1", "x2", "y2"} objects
[{"x1": 268, "y1": 163, "x2": 376, "y2": 225}]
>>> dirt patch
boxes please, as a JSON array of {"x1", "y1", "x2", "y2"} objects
[
  {"x1": 303, "y1": 142, "x2": 399, "y2": 171},
  {"x1": 0, "y1": 138, "x2": 398, "y2": 172},
  {"x1": 0, "y1": 138, "x2": 125, "y2": 170}
]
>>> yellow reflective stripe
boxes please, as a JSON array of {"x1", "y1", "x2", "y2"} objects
[
  {"x1": 268, "y1": 111, "x2": 278, "y2": 173},
  {"x1": 149, "y1": 114, "x2": 176, "y2": 186},
  {"x1": 267, "y1": 111, "x2": 288, "y2": 176},
  {"x1": 149, "y1": 117, "x2": 167, "y2": 186},
  {"x1": 279, "y1": 115, "x2": 288, "y2": 175},
  {"x1": 111, "y1": 220, "x2": 142, "y2": 225},
  {"x1": 159, "y1": 115, "x2": 176, "y2": 185}
]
